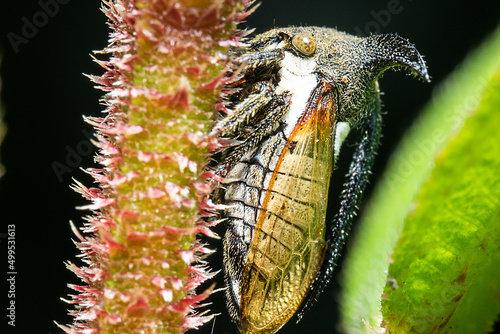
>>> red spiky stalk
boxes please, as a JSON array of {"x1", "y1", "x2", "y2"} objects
[{"x1": 59, "y1": 1, "x2": 253, "y2": 333}]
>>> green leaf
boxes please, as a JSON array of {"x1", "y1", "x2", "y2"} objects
[
  {"x1": 340, "y1": 26, "x2": 500, "y2": 334},
  {"x1": 383, "y1": 69, "x2": 500, "y2": 334}
]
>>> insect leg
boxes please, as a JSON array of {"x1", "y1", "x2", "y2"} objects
[
  {"x1": 210, "y1": 82, "x2": 275, "y2": 138},
  {"x1": 297, "y1": 101, "x2": 383, "y2": 320},
  {"x1": 216, "y1": 94, "x2": 290, "y2": 177},
  {"x1": 234, "y1": 49, "x2": 284, "y2": 71},
  {"x1": 223, "y1": 50, "x2": 284, "y2": 89},
  {"x1": 237, "y1": 94, "x2": 290, "y2": 144}
]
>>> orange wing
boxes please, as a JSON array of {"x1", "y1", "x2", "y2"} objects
[{"x1": 238, "y1": 82, "x2": 337, "y2": 334}]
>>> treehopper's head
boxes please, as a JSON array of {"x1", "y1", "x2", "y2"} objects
[{"x1": 250, "y1": 26, "x2": 429, "y2": 126}]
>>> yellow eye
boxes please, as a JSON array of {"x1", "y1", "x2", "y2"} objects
[{"x1": 292, "y1": 33, "x2": 316, "y2": 56}]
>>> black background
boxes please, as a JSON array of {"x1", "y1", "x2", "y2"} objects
[{"x1": 0, "y1": 1, "x2": 499, "y2": 334}]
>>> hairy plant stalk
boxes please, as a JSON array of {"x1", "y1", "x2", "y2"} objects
[{"x1": 60, "y1": 1, "x2": 253, "y2": 333}]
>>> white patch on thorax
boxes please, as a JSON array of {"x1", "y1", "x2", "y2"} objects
[
  {"x1": 276, "y1": 52, "x2": 317, "y2": 137},
  {"x1": 334, "y1": 121, "x2": 351, "y2": 160}
]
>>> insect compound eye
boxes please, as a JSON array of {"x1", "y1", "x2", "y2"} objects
[{"x1": 291, "y1": 33, "x2": 316, "y2": 56}]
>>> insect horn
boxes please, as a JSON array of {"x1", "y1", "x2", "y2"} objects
[{"x1": 364, "y1": 34, "x2": 430, "y2": 82}]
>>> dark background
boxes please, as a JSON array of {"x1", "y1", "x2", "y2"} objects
[{"x1": 0, "y1": 1, "x2": 499, "y2": 333}]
